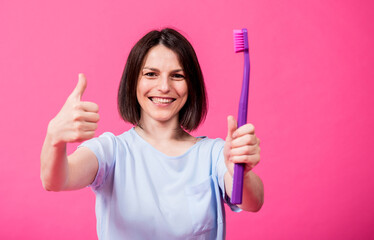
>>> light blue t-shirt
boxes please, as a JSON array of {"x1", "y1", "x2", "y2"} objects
[{"x1": 80, "y1": 128, "x2": 241, "y2": 240}]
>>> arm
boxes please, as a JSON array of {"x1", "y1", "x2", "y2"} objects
[
  {"x1": 224, "y1": 170, "x2": 263, "y2": 212},
  {"x1": 223, "y1": 116, "x2": 264, "y2": 212},
  {"x1": 40, "y1": 74, "x2": 100, "y2": 191}
]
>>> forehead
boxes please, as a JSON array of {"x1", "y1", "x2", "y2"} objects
[{"x1": 143, "y1": 45, "x2": 182, "y2": 69}]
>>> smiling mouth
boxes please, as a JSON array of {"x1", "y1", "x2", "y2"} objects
[{"x1": 149, "y1": 97, "x2": 176, "y2": 104}]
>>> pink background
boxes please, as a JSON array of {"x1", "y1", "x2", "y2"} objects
[{"x1": 1, "y1": 0, "x2": 373, "y2": 239}]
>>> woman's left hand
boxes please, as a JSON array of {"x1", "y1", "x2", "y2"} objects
[{"x1": 223, "y1": 116, "x2": 261, "y2": 177}]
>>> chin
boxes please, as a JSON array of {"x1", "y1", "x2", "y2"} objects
[{"x1": 152, "y1": 114, "x2": 178, "y2": 123}]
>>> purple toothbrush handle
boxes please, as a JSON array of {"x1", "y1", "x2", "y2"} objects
[{"x1": 231, "y1": 38, "x2": 250, "y2": 205}]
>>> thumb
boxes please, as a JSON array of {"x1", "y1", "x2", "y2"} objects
[
  {"x1": 71, "y1": 73, "x2": 87, "y2": 101},
  {"x1": 226, "y1": 115, "x2": 237, "y2": 142}
]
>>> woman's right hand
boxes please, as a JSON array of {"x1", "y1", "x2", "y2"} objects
[{"x1": 47, "y1": 73, "x2": 100, "y2": 146}]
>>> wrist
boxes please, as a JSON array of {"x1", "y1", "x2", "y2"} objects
[
  {"x1": 243, "y1": 169, "x2": 253, "y2": 180},
  {"x1": 46, "y1": 119, "x2": 65, "y2": 147}
]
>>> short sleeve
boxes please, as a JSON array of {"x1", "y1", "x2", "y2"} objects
[
  {"x1": 78, "y1": 132, "x2": 117, "y2": 190},
  {"x1": 213, "y1": 139, "x2": 242, "y2": 212}
]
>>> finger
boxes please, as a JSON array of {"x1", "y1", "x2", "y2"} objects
[
  {"x1": 81, "y1": 122, "x2": 98, "y2": 131},
  {"x1": 81, "y1": 101, "x2": 99, "y2": 113},
  {"x1": 73, "y1": 121, "x2": 98, "y2": 131},
  {"x1": 233, "y1": 123, "x2": 255, "y2": 138},
  {"x1": 73, "y1": 111, "x2": 100, "y2": 122},
  {"x1": 73, "y1": 120, "x2": 98, "y2": 131},
  {"x1": 75, "y1": 131, "x2": 96, "y2": 142},
  {"x1": 230, "y1": 145, "x2": 259, "y2": 156},
  {"x1": 231, "y1": 134, "x2": 258, "y2": 147},
  {"x1": 230, "y1": 154, "x2": 260, "y2": 166},
  {"x1": 72, "y1": 111, "x2": 100, "y2": 122},
  {"x1": 81, "y1": 112, "x2": 100, "y2": 123},
  {"x1": 225, "y1": 115, "x2": 237, "y2": 142},
  {"x1": 70, "y1": 73, "x2": 87, "y2": 101}
]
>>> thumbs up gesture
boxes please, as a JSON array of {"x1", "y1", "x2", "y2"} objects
[
  {"x1": 223, "y1": 116, "x2": 261, "y2": 177},
  {"x1": 47, "y1": 74, "x2": 100, "y2": 145}
]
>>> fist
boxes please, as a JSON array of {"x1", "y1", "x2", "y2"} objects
[
  {"x1": 223, "y1": 116, "x2": 261, "y2": 177},
  {"x1": 48, "y1": 73, "x2": 100, "y2": 145}
]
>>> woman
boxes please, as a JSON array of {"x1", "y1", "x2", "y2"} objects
[{"x1": 41, "y1": 28, "x2": 263, "y2": 240}]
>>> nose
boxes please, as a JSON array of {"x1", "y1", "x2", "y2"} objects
[{"x1": 158, "y1": 74, "x2": 170, "y2": 93}]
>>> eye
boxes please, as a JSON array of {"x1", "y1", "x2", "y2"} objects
[
  {"x1": 144, "y1": 72, "x2": 158, "y2": 78},
  {"x1": 171, "y1": 73, "x2": 185, "y2": 80}
]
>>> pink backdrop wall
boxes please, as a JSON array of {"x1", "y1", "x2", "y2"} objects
[{"x1": 1, "y1": 0, "x2": 373, "y2": 239}]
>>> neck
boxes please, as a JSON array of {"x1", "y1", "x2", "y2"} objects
[
  {"x1": 134, "y1": 117, "x2": 199, "y2": 157},
  {"x1": 135, "y1": 117, "x2": 189, "y2": 142}
]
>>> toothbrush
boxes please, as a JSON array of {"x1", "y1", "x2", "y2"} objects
[{"x1": 231, "y1": 28, "x2": 250, "y2": 205}]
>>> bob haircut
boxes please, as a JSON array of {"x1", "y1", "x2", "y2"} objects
[{"x1": 118, "y1": 28, "x2": 207, "y2": 131}]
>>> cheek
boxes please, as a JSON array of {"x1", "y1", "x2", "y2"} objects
[
  {"x1": 176, "y1": 82, "x2": 188, "y2": 97},
  {"x1": 136, "y1": 81, "x2": 147, "y2": 106},
  {"x1": 137, "y1": 79, "x2": 150, "y2": 96},
  {"x1": 177, "y1": 84, "x2": 188, "y2": 108},
  {"x1": 136, "y1": 86, "x2": 141, "y2": 103}
]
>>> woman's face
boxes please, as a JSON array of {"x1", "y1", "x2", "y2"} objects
[{"x1": 136, "y1": 44, "x2": 188, "y2": 125}]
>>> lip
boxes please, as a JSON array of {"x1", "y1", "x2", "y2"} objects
[{"x1": 148, "y1": 97, "x2": 176, "y2": 105}]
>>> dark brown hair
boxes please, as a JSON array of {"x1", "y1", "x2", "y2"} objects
[{"x1": 118, "y1": 28, "x2": 207, "y2": 131}]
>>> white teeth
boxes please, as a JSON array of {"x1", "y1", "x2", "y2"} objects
[{"x1": 151, "y1": 97, "x2": 174, "y2": 104}]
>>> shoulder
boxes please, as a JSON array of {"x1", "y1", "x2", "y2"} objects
[
  {"x1": 197, "y1": 137, "x2": 225, "y2": 150},
  {"x1": 80, "y1": 128, "x2": 134, "y2": 151},
  {"x1": 86, "y1": 132, "x2": 118, "y2": 146},
  {"x1": 193, "y1": 137, "x2": 225, "y2": 164}
]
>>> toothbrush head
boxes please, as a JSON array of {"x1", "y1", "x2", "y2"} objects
[{"x1": 233, "y1": 28, "x2": 249, "y2": 53}]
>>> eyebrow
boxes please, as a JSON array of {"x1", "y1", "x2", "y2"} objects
[{"x1": 143, "y1": 67, "x2": 184, "y2": 72}]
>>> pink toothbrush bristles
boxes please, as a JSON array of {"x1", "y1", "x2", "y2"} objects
[{"x1": 233, "y1": 30, "x2": 245, "y2": 53}]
